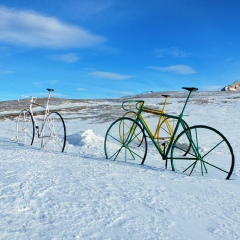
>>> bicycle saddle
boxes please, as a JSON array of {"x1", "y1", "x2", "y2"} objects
[
  {"x1": 47, "y1": 88, "x2": 54, "y2": 92},
  {"x1": 182, "y1": 87, "x2": 198, "y2": 92},
  {"x1": 161, "y1": 95, "x2": 170, "y2": 98}
]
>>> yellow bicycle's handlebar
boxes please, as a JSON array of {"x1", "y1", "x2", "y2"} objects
[{"x1": 122, "y1": 100, "x2": 144, "y2": 111}]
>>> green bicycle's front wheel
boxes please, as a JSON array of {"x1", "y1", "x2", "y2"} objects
[
  {"x1": 171, "y1": 125, "x2": 234, "y2": 179},
  {"x1": 104, "y1": 117, "x2": 147, "y2": 164},
  {"x1": 41, "y1": 112, "x2": 66, "y2": 152}
]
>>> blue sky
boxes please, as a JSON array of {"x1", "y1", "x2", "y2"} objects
[{"x1": 0, "y1": 0, "x2": 240, "y2": 100}]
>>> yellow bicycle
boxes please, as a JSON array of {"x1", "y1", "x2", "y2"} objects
[{"x1": 120, "y1": 95, "x2": 191, "y2": 155}]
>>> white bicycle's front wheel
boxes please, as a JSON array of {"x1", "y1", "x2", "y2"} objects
[
  {"x1": 41, "y1": 112, "x2": 66, "y2": 152},
  {"x1": 16, "y1": 109, "x2": 35, "y2": 145}
]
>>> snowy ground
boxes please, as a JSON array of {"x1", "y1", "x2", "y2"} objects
[{"x1": 0, "y1": 90, "x2": 240, "y2": 239}]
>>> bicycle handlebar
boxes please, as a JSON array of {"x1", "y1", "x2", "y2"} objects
[
  {"x1": 122, "y1": 100, "x2": 144, "y2": 111},
  {"x1": 18, "y1": 89, "x2": 54, "y2": 110},
  {"x1": 18, "y1": 95, "x2": 37, "y2": 103},
  {"x1": 18, "y1": 95, "x2": 47, "y2": 109}
]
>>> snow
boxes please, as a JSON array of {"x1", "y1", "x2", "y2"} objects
[{"x1": 1, "y1": 91, "x2": 240, "y2": 239}]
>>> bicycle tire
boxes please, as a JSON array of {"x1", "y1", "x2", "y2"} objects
[
  {"x1": 171, "y1": 125, "x2": 234, "y2": 179},
  {"x1": 16, "y1": 109, "x2": 35, "y2": 145},
  {"x1": 41, "y1": 112, "x2": 66, "y2": 152},
  {"x1": 105, "y1": 117, "x2": 147, "y2": 164}
]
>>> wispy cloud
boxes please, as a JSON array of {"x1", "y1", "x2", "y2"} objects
[
  {"x1": 149, "y1": 65, "x2": 196, "y2": 75},
  {"x1": 33, "y1": 80, "x2": 58, "y2": 86},
  {"x1": 76, "y1": 88, "x2": 86, "y2": 91},
  {"x1": 0, "y1": 69, "x2": 14, "y2": 74},
  {"x1": 154, "y1": 47, "x2": 191, "y2": 58},
  {"x1": 0, "y1": 6, "x2": 106, "y2": 49},
  {"x1": 48, "y1": 53, "x2": 80, "y2": 63},
  {"x1": 90, "y1": 71, "x2": 132, "y2": 80},
  {"x1": 110, "y1": 90, "x2": 134, "y2": 96}
]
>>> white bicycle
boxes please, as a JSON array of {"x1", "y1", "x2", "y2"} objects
[{"x1": 16, "y1": 89, "x2": 66, "y2": 152}]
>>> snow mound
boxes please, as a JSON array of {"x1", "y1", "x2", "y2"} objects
[{"x1": 67, "y1": 129, "x2": 104, "y2": 147}]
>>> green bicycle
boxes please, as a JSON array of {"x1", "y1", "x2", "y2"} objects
[{"x1": 104, "y1": 87, "x2": 235, "y2": 179}]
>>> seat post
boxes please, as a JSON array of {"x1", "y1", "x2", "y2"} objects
[
  {"x1": 46, "y1": 88, "x2": 54, "y2": 109},
  {"x1": 179, "y1": 87, "x2": 198, "y2": 116},
  {"x1": 161, "y1": 95, "x2": 170, "y2": 113}
]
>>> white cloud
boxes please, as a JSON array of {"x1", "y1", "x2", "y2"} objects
[
  {"x1": 0, "y1": 6, "x2": 106, "y2": 48},
  {"x1": 0, "y1": 69, "x2": 14, "y2": 74},
  {"x1": 110, "y1": 90, "x2": 134, "y2": 96},
  {"x1": 76, "y1": 88, "x2": 86, "y2": 91},
  {"x1": 90, "y1": 71, "x2": 132, "y2": 80},
  {"x1": 154, "y1": 47, "x2": 191, "y2": 58},
  {"x1": 48, "y1": 53, "x2": 80, "y2": 63},
  {"x1": 149, "y1": 65, "x2": 196, "y2": 75},
  {"x1": 33, "y1": 80, "x2": 58, "y2": 86}
]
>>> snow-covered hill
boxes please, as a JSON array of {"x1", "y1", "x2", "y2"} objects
[{"x1": 1, "y1": 91, "x2": 240, "y2": 239}]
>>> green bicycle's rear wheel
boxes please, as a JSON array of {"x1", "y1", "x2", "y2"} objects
[
  {"x1": 105, "y1": 117, "x2": 147, "y2": 164},
  {"x1": 171, "y1": 125, "x2": 234, "y2": 179}
]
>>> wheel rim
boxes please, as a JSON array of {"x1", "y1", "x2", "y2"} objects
[
  {"x1": 171, "y1": 125, "x2": 234, "y2": 179},
  {"x1": 41, "y1": 112, "x2": 66, "y2": 152},
  {"x1": 105, "y1": 117, "x2": 147, "y2": 164}
]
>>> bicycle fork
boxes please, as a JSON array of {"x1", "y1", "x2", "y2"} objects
[{"x1": 121, "y1": 121, "x2": 140, "y2": 160}]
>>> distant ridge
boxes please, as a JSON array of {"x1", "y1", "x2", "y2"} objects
[{"x1": 221, "y1": 80, "x2": 240, "y2": 91}]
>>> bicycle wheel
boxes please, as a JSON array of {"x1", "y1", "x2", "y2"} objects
[
  {"x1": 120, "y1": 111, "x2": 138, "y2": 141},
  {"x1": 16, "y1": 109, "x2": 35, "y2": 145},
  {"x1": 158, "y1": 117, "x2": 191, "y2": 155},
  {"x1": 171, "y1": 125, "x2": 234, "y2": 179},
  {"x1": 122, "y1": 111, "x2": 137, "y2": 119},
  {"x1": 105, "y1": 117, "x2": 147, "y2": 164},
  {"x1": 41, "y1": 112, "x2": 66, "y2": 152}
]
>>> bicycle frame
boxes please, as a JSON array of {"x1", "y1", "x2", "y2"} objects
[
  {"x1": 122, "y1": 95, "x2": 170, "y2": 139},
  {"x1": 26, "y1": 89, "x2": 53, "y2": 138},
  {"x1": 126, "y1": 88, "x2": 197, "y2": 160},
  {"x1": 16, "y1": 88, "x2": 67, "y2": 152}
]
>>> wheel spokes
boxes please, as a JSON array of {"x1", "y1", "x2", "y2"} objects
[
  {"x1": 16, "y1": 110, "x2": 34, "y2": 145},
  {"x1": 105, "y1": 117, "x2": 147, "y2": 164},
  {"x1": 42, "y1": 112, "x2": 66, "y2": 152},
  {"x1": 171, "y1": 125, "x2": 234, "y2": 179}
]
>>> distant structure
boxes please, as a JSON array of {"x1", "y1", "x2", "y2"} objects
[{"x1": 221, "y1": 80, "x2": 240, "y2": 91}]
